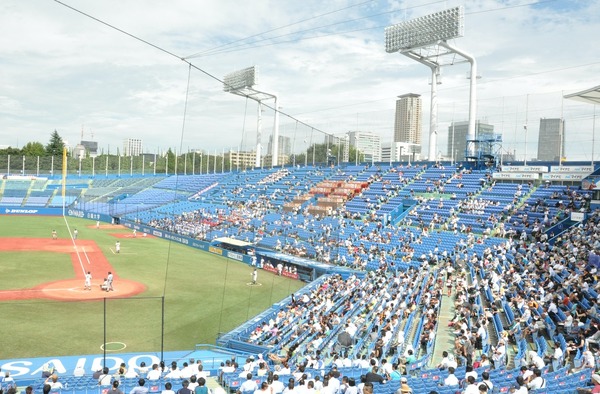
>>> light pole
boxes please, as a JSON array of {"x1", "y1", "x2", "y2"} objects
[
  {"x1": 223, "y1": 66, "x2": 279, "y2": 167},
  {"x1": 386, "y1": 6, "x2": 477, "y2": 161},
  {"x1": 524, "y1": 94, "x2": 529, "y2": 165},
  {"x1": 524, "y1": 125, "x2": 528, "y2": 165}
]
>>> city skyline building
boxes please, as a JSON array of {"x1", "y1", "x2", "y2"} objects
[
  {"x1": 348, "y1": 130, "x2": 381, "y2": 163},
  {"x1": 447, "y1": 120, "x2": 495, "y2": 161},
  {"x1": 394, "y1": 93, "x2": 422, "y2": 156},
  {"x1": 123, "y1": 138, "x2": 143, "y2": 156},
  {"x1": 225, "y1": 150, "x2": 258, "y2": 170},
  {"x1": 537, "y1": 118, "x2": 565, "y2": 161}
]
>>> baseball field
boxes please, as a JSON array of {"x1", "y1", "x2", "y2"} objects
[{"x1": 0, "y1": 215, "x2": 305, "y2": 360}]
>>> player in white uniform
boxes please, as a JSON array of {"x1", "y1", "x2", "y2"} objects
[
  {"x1": 84, "y1": 271, "x2": 92, "y2": 290},
  {"x1": 107, "y1": 272, "x2": 114, "y2": 291}
]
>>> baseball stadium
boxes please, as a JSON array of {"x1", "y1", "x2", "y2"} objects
[{"x1": 2, "y1": 2, "x2": 600, "y2": 394}]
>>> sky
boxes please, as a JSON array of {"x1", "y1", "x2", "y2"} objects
[{"x1": 0, "y1": 0, "x2": 599, "y2": 161}]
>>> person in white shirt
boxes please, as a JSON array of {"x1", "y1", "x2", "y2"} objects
[
  {"x1": 464, "y1": 365, "x2": 478, "y2": 381},
  {"x1": 492, "y1": 340, "x2": 506, "y2": 366},
  {"x1": 327, "y1": 372, "x2": 340, "y2": 394},
  {"x1": 282, "y1": 382, "x2": 296, "y2": 394},
  {"x1": 125, "y1": 368, "x2": 139, "y2": 379},
  {"x1": 463, "y1": 376, "x2": 479, "y2": 394},
  {"x1": 278, "y1": 363, "x2": 291, "y2": 375},
  {"x1": 97, "y1": 368, "x2": 112, "y2": 386},
  {"x1": 513, "y1": 376, "x2": 528, "y2": 394},
  {"x1": 527, "y1": 351, "x2": 545, "y2": 370},
  {"x1": 481, "y1": 371, "x2": 493, "y2": 392},
  {"x1": 476, "y1": 325, "x2": 488, "y2": 349},
  {"x1": 180, "y1": 363, "x2": 194, "y2": 379},
  {"x1": 146, "y1": 364, "x2": 162, "y2": 381},
  {"x1": 1, "y1": 372, "x2": 15, "y2": 388},
  {"x1": 443, "y1": 367, "x2": 459, "y2": 387},
  {"x1": 527, "y1": 369, "x2": 546, "y2": 391},
  {"x1": 164, "y1": 365, "x2": 181, "y2": 379},
  {"x1": 346, "y1": 322, "x2": 357, "y2": 337},
  {"x1": 243, "y1": 358, "x2": 254, "y2": 373},
  {"x1": 344, "y1": 379, "x2": 358, "y2": 394},
  {"x1": 239, "y1": 373, "x2": 258, "y2": 394},
  {"x1": 319, "y1": 379, "x2": 335, "y2": 394},
  {"x1": 380, "y1": 359, "x2": 393, "y2": 376},
  {"x1": 436, "y1": 351, "x2": 452, "y2": 370},
  {"x1": 270, "y1": 375, "x2": 285, "y2": 394},
  {"x1": 188, "y1": 376, "x2": 199, "y2": 392},
  {"x1": 575, "y1": 350, "x2": 596, "y2": 372},
  {"x1": 551, "y1": 343, "x2": 564, "y2": 371}
]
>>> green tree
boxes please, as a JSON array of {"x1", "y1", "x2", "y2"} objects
[
  {"x1": 294, "y1": 143, "x2": 361, "y2": 166},
  {"x1": 0, "y1": 146, "x2": 22, "y2": 155},
  {"x1": 46, "y1": 129, "x2": 66, "y2": 156},
  {"x1": 22, "y1": 141, "x2": 46, "y2": 157}
]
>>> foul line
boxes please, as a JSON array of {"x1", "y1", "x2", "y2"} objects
[{"x1": 62, "y1": 217, "x2": 86, "y2": 276}]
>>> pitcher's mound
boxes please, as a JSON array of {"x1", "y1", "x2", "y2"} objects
[{"x1": 37, "y1": 279, "x2": 146, "y2": 301}]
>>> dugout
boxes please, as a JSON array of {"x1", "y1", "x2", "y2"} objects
[
  {"x1": 255, "y1": 250, "x2": 359, "y2": 282},
  {"x1": 210, "y1": 237, "x2": 254, "y2": 254}
]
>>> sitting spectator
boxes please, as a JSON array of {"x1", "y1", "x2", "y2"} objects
[
  {"x1": 480, "y1": 372, "x2": 493, "y2": 392},
  {"x1": 162, "y1": 382, "x2": 175, "y2": 394},
  {"x1": 463, "y1": 376, "x2": 478, "y2": 394},
  {"x1": 527, "y1": 368, "x2": 546, "y2": 391},
  {"x1": 511, "y1": 376, "x2": 528, "y2": 394},
  {"x1": 146, "y1": 364, "x2": 162, "y2": 381},
  {"x1": 195, "y1": 378, "x2": 211, "y2": 394},
  {"x1": 527, "y1": 350, "x2": 545, "y2": 370},
  {"x1": 395, "y1": 377, "x2": 412, "y2": 394},
  {"x1": 130, "y1": 378, "x2": 149, "y2": 394},
  {"x1": 177, "y1": 380, "x2": 193, "y2": 394},
  {"x1": 98, "y1": 367, "x2": 112, "y2": 386},
  {"x1": 111, "y1": 380, "x2": 124, "y2": 394},
  {"x1": 443, "y1": 367, "x2": 459, "y2": 387},
  {"x1": 45, "y1": 374, "x2": 63, "y2": 390},
  {"x1": 238, "y1": 373, "x2": 258, "y2": 394},
  {"x1": 2, "y1": 372, "x2": 15, "y2": 388}
]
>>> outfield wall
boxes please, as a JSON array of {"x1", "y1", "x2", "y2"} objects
[{"x1": 0, "y1": 207, "x2": 63, "y2": 215}]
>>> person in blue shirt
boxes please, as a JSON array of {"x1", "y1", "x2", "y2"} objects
[{"x1": 130, "y1": 379, "x2": 149, "y2": 394}]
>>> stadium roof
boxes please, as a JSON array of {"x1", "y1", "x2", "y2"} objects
[{"x1": 564, "y1": 85, "x2": 600, "y2": 105}]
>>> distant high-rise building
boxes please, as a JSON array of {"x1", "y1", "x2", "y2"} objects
[
  {"x1": 225, "y1": 150, "x2": 258, "y2": 170},
  {"x1": 123, "y1": 138, "x2": 143, "y2": 156},
  {"x1": 80, "y1": 140, "x2": 98, "y2": 157},
  {"x1": 267, "y1": 135, "x2": 292, "y2": 156},
  {"x1": 264, "y1": 135, "x2": 292, "y2": 166},
  {"x1": 537, "y1": 118, "x2": 565, "y2": 161},
  {"x1": 381, "y1": 142, "x2": 416, "y2": 163},
  {"x1": 447, "y1": 121, "x2": 495, "y2": 161},
  {"x1": 348, "y1": 131, "x2": 381, "y2": 162},
  {"x1": 394, "y1": 93, "x2": 422, "y2": 155}
]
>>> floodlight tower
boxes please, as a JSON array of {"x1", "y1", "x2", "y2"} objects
[
  {"x1": 385, "y1": 6, "x2": 478, "y2": 161},
  {"x1": 223, "y1": 66, "x2": 279, "y2": 167}
]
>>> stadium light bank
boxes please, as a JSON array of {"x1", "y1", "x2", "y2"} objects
[
  {"x1": 223, "y1": 66, "x2": 280, "y2": 168},
  {"x1": 385, "y1": 6, "x2": 478, "y2": 161}
]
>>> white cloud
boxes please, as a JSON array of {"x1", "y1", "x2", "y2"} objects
[{"x1": 0, "y1": 0, "x2": 598, "y2": 161}]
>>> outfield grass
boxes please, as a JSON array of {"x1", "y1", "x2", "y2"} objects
[{"x1": 0, "y1": 216, "x2": 305, "y2": 360}]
